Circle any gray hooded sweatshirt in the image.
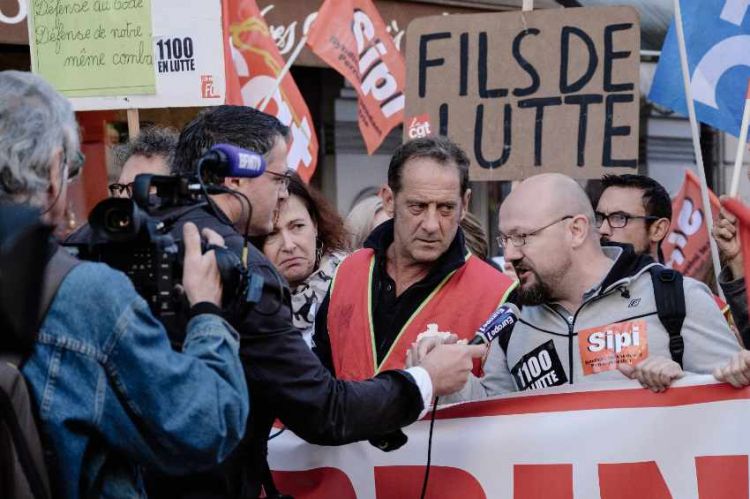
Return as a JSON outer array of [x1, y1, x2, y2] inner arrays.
[[449, 246, 741, 401]]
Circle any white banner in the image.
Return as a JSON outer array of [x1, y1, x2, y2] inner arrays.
[[68, 0, 226, 110], [269, 377, 750, 498]]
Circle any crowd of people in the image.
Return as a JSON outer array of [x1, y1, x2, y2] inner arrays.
[[2, 69, 750, 498]]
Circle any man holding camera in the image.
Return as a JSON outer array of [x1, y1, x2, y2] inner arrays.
[[169, 105, 483, 497], [0, 71, 249, 498]]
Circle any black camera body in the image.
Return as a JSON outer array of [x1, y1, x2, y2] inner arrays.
[[65, 174, 246, 345]]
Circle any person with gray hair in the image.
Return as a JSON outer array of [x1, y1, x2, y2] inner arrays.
[[345, 193, 390, 249], [0, 71, 249, 498], [109, 125, 178, 198]]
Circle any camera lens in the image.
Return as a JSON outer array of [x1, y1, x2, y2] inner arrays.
[[104, 209, 132, 232], [89, 198, 144, 242]]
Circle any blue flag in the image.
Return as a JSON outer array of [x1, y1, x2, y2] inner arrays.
[[649, 0, 750, 138]]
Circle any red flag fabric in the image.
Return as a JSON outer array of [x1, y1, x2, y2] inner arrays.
[[306, 0, 405, 154], [721, 197, 750, 314], [662, 169, 721, 282], [223, 0, 319, 182], [222, 0, 243, 107]]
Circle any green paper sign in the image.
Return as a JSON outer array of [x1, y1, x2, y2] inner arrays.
[[28, 0, 156, 97]]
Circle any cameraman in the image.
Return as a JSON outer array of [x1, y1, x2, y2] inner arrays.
[[0, 72, 249, 498], [168, 105, 483, 497]]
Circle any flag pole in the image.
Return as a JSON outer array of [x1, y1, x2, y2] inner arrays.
[[673, 0, 725, 298], [729, 80, 750, 198], [127, 108, 140, 137], [258, 34, 309, 112]]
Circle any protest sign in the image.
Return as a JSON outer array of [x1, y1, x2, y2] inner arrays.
[[269, 377, 750, 498], [28, 0, 227, 110], [28, 0, 156, 97], [662, 169, 721, 282], [404, 6, 641, 181]]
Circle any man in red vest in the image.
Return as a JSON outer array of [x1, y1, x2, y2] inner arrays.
[[314, 136, 516, 380]]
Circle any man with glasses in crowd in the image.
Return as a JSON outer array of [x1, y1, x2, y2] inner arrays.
[[595, 174, 672, 263], [413, 173, 741, 399], [65, 126, 178, 246], [108, 125, 178, 198]]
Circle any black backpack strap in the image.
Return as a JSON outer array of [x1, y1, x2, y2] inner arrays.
[[2, 247, 79, 370], [648, 266, 686, 368]]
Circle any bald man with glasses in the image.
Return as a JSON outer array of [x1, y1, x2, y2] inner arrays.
[[413, 173, 741, 399]]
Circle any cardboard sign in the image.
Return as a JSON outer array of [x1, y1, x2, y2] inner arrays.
[[33, 0, 227, 110], [404, 6, 641, 180], [578, 320, 648, 375], [28, 0, 156, 97]]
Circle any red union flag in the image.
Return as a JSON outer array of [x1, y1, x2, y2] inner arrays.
[[223, 0, 319, 181], [662, 169, 721, 282], [306, 0, 406, 154]]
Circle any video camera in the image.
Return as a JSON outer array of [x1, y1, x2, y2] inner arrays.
[[65, 144, 266, 344]]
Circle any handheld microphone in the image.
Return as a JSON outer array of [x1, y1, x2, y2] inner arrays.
[[469, 303, 521, 345], [198, 143, 266, 178]]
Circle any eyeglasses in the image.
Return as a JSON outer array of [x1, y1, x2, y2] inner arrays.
[[264, 170, 292, 189], [594, 211, 658, 229], [108, 182, 134, 198], [497, 215, 573, 249]]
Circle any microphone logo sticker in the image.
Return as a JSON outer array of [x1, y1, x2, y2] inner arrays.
[[238, 153, 263, 172]]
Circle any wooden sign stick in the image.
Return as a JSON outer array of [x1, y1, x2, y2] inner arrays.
[[127, 108, 141, 138]]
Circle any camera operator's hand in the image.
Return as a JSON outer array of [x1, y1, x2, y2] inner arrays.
[[182, 222, 225, 307]]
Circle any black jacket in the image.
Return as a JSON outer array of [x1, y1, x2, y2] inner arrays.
[[158, 205, 425, 498]]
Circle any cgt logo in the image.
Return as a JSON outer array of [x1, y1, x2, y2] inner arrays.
[[407, 114, 433, 139]]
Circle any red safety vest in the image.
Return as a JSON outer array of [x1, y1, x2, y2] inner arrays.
[[327, 248, 517, 380]]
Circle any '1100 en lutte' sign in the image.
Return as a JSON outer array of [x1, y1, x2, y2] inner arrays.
[[404, 6, 640, 181]]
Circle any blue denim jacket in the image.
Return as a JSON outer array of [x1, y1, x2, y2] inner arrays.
[[22, 262, 249, 498]]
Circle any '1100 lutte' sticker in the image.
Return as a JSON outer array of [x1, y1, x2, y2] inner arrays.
[[510, 340, 567, 391]]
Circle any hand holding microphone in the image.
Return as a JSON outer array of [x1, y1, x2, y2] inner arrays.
[[468, 303, 521, 345], [406, 304, 521, 396], [406, 303, 521, 367]]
